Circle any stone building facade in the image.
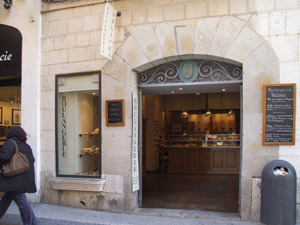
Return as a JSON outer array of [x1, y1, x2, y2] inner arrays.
[[1, 0, 300, 222]]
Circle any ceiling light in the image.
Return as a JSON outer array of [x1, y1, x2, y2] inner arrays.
[[181, 110, 189, 117], [179, 87, 183, 91], [204, 110, 212, 117], [222, 88, 226, 92], [92, 92, 96, 95], [196, 93, 200, 95], [227, 110, 235, 117], [171, 91, 175, 94]]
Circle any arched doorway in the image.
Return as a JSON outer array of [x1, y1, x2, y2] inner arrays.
[[139, 57, 242, 212], [102, 16, 279, 219]]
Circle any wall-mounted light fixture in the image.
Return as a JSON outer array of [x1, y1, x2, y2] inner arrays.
[[3, 0, 12, 9]]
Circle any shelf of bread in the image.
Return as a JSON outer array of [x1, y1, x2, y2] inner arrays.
[[75, 166, 99, 176], [79, 127, 100, 137], [79, 147, 100, 157]]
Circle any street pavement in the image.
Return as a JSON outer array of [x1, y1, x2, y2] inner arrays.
[[0, 201, 275, 225]]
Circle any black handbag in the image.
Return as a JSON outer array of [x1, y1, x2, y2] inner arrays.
[[2, 140, 29, 177]]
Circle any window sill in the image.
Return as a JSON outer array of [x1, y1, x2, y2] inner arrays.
[[50, 178, 106, 192]]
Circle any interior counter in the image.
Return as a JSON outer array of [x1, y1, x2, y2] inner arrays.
[[167, 147, 240, 175]]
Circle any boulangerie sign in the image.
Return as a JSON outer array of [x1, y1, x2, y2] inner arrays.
[[0, 24, 22, 78], [131, 92, 139, 192], [61, 96, 67, 157], [101, 2, 117, 60]]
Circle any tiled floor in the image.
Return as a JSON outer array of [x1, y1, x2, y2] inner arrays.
[[142, 173, 239, 213]]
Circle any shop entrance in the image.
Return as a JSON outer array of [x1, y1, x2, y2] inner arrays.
[[139, 59, 242, 213], [0, 24, 22, 150]]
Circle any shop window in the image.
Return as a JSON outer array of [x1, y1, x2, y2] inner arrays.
[[55, 72, 101, 177]]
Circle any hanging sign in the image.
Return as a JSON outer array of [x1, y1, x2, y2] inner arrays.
[[132, 92, 139, 192], [263, 84, 296, 145], [101, 2, 117, 60], [0, 24, 22, 79]]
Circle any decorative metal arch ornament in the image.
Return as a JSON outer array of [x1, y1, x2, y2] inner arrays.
[[138, 59, 242, 86]]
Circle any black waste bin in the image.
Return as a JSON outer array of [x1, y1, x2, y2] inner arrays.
[[260, 160, 297, 225]]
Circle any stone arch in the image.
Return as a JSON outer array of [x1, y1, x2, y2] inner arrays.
[[102, 16, 280, 220]]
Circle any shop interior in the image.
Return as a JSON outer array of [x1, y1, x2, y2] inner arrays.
[[0, 85, 21, 150], [142, 90, 241, 213]]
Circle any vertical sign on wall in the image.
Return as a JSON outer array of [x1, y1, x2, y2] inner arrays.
[[61, 95, 67, 157], [101, 2, 117, 60], [132, 92, 139, 192]]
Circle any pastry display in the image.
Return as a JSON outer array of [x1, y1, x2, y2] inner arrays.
[[91, 127, 99, 134], [78, 130, 100, 175], [82, 147, 92, 153]]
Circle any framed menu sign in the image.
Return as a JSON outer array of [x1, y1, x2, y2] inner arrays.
[[106, 99, 125, 126], [263, 84, 296, 145]]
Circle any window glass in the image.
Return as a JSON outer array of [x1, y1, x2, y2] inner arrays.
[[56, 73, 100, 177]]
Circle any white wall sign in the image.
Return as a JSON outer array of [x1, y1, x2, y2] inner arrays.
[[132, 92, 139, 192], [101, 2, 117, 60]]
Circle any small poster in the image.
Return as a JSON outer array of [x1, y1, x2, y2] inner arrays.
[[12, 109, 21, 125]]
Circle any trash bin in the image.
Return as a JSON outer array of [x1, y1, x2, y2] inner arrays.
[[260, 160, 297, 225]]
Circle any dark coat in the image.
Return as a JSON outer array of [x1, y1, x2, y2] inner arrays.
[[0, 137, 37, 193]]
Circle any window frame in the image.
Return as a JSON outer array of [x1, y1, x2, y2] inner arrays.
[[55, 71, 102, 178]]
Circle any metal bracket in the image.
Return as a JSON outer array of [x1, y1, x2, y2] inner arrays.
[[104, 0, 121, 17], [3, 0, 12, 9]]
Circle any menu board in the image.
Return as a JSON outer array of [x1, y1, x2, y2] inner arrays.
[[263, 84, 296, 145], [106, 99, 125, 126]]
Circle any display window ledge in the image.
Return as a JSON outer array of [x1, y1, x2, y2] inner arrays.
[[50, 178, 106, 192]]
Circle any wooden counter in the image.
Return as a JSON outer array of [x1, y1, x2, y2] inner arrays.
[[167, 147, 240, 175]]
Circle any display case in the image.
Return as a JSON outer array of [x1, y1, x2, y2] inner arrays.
[[56, 72, 101, 177], [165, 133, 240, 149], [79, 129, 100, 157], [165, 133, 240, 175], [154, 129, 168, 172], [77, 128, 100, 176]]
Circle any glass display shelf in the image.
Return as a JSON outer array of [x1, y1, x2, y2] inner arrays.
[[79, 132, 100, 157]]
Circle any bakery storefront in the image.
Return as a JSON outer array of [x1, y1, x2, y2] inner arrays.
[[140, 59, 242, 212], [0, 24, 22, 150], [40, 0, 299, 222]]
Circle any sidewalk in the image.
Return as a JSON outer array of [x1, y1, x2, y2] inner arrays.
[[1, 202, 264, 225]]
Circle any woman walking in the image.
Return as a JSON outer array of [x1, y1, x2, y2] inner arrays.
[[0, 126, 37, 225]]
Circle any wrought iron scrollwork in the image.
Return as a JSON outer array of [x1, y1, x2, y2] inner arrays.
[[138, 62, 181, 84], [138, 59, 242, 85]]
